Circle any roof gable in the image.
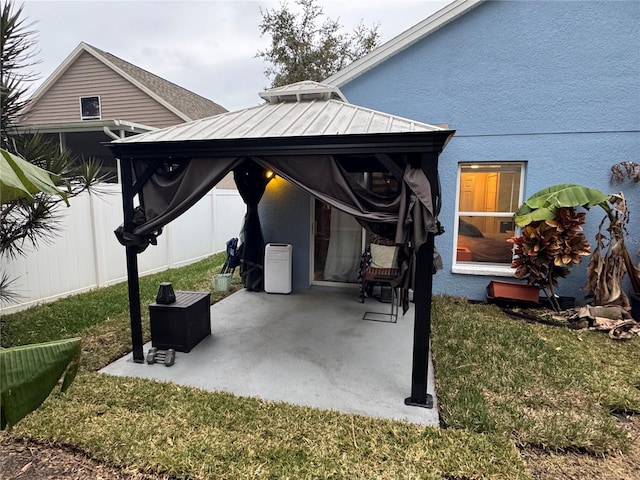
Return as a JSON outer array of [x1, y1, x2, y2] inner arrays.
[[325, 0, 485, 87], [24, 42, 226, 122]]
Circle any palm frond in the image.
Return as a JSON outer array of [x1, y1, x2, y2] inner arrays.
[[1, 0, 40, 138], [0, 271, 22, 305], [0, 197, 61, 259]]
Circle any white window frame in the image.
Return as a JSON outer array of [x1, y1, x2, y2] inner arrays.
[[80, 96, 101, 120], [452, 161, 526, 276]]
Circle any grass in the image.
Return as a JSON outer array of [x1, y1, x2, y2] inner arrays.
[[431, 297, 640, 453], [14, 374, 524, 479], [1, 253, 639, 479], [1, 252, 242, 371]]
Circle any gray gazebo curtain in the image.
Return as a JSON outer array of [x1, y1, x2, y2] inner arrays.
[[118, 154, 439, 292], [133, 157, 243, 235], [233, 160, 270, 291], [260, 156, 440, 244], [259, 156, 401, 220]]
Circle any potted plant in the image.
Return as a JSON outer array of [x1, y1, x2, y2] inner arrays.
[[509, 184, 609, 311]]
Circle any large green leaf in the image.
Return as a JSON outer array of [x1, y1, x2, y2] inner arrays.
[[0, 148, 69, 205], [0, 338, 81, 429], [514, 184, 609, 226]]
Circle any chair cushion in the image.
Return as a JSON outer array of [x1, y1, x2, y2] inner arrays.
[[370, 244, 397, 269]]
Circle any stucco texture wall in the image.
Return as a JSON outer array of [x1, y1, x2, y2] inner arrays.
[[340, 0, 640, 302], [260, 177, 311, 290]]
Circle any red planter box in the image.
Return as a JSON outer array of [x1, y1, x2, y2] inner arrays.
[[487, 281, 539, 303]]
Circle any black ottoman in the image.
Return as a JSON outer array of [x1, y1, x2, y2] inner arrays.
[[149, 291, 211, 353]]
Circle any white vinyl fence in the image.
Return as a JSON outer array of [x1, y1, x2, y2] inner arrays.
[[1, 184, 245, 314]]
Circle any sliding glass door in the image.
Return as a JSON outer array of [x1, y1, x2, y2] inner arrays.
[[312, 199, 365, 284]]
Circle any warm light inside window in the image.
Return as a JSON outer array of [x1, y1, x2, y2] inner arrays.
[[455, 162, 524, 265]]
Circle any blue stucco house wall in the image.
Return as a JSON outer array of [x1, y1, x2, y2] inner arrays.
[[262, 0, 640, 302], [261, 177, 311, 290]]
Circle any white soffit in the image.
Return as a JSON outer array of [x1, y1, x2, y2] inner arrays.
[[13, 119, 156, 134], [113, 81, 444, 144]]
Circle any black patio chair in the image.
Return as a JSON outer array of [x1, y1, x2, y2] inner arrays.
[[358, 236, 401, 323], [221, 237, 240, 275]]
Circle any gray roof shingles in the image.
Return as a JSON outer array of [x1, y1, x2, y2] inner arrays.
[[89, 44, 227, 120]]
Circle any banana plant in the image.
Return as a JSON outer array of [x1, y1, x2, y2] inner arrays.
[[514, 183, 609, 227], [0, 148, 69, 205], [512, 183, 639, 310], [1, 338, 81, 429]]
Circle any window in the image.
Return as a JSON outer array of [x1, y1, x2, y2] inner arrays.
[[80, 96, 101, 120], [453, 162, 525, 274]]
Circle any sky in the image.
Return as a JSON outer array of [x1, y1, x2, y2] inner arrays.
[[20, 0, 451, 111]]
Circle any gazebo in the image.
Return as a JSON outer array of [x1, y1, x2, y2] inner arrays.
[[107, 81, 455, 408]]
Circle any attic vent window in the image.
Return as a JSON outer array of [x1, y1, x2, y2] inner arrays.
[[80, 96, 101, 120]]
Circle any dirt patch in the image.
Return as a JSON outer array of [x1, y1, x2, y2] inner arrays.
[[2, 418, 639, 480], [0, 436, 170, 480], [522, 415, 640, 480], [497, 302, 639, 335]]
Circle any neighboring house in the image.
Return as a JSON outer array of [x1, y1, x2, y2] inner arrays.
[[264, 0, 640, 302], [16, 42, 229, 183], [0, 42, 243, 314]]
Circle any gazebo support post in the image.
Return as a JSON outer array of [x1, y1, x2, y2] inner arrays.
[[404, 237, 435, 408], [125, 246, 144, 363], [405, 152, 439, 408], [120, 157, 145, 363]]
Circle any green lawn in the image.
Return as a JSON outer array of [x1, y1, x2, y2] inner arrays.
[[1, 253, 638, 479]]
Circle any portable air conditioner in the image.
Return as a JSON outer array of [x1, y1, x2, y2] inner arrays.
[[264, 243, 292, 294]]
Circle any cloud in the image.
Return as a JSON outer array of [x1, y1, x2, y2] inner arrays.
[[21, 0, 451, 110]]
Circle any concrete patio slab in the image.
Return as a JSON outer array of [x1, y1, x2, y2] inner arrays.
[[101, 287, 438, 425]]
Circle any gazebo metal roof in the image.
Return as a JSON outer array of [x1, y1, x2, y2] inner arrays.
[[112, 81, 445, 145]]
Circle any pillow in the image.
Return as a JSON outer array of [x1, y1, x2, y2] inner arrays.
[[459, 219, 484, 238], [370, 244, 397, 269]]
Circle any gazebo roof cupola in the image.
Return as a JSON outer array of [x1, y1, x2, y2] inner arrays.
[[258, 81, 348, 104]]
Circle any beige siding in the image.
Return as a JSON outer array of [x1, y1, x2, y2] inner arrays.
[[217, 172, 236, 189], [26, 52, 185, 128]]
